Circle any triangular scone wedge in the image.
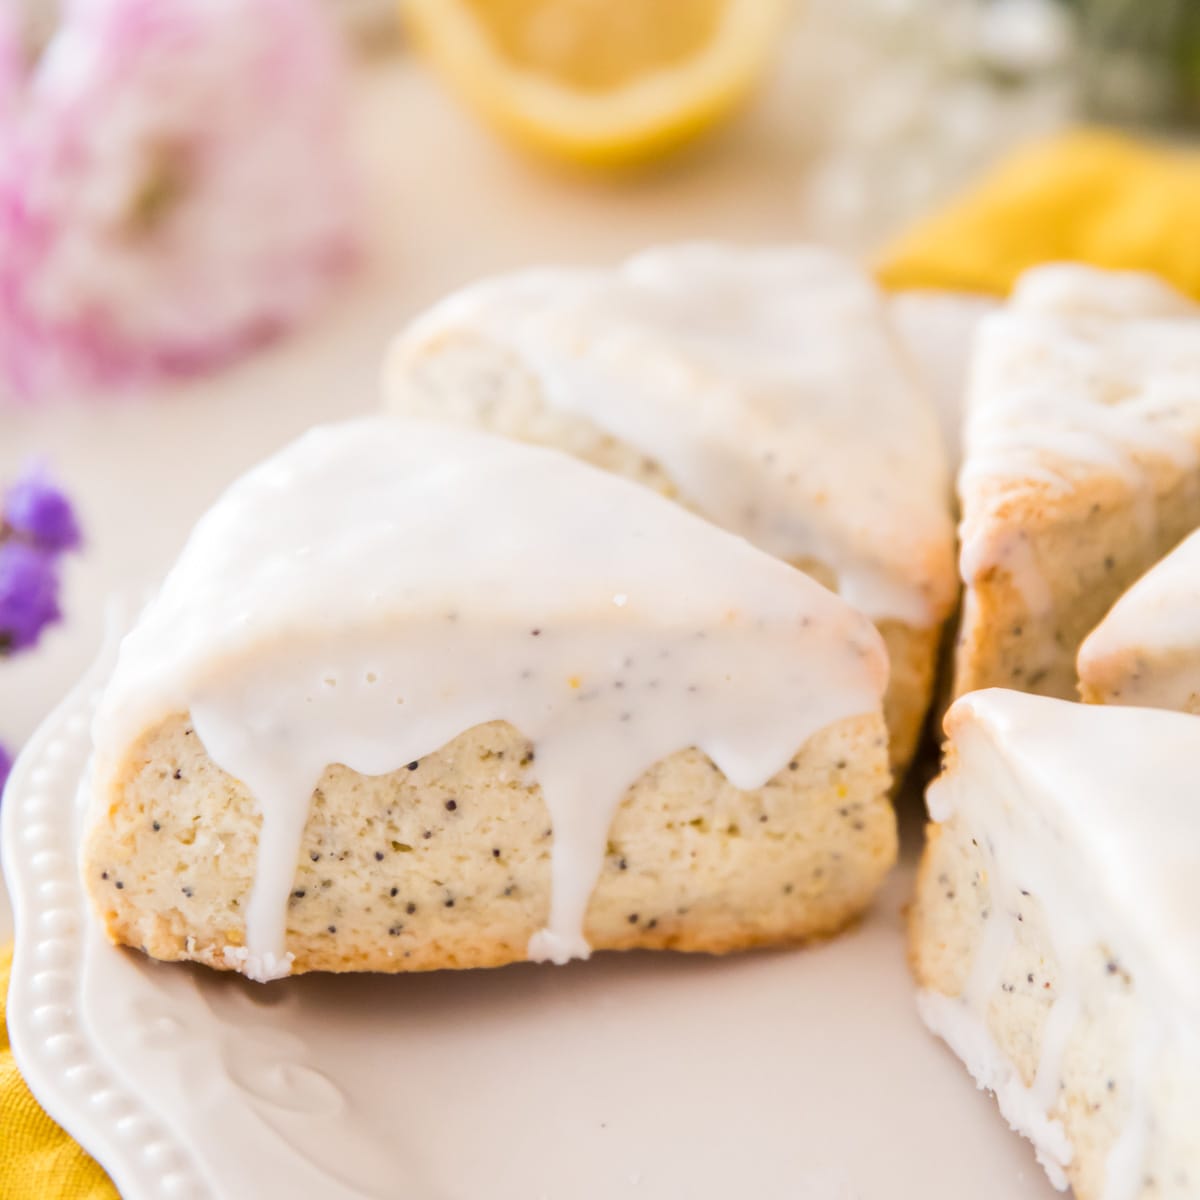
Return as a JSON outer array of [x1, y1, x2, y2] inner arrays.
[[911, 690, 1200, 1200], [384, 243, 957, 783], [85, 418, 894, 982], [1078, 526, 1200, 712], [953, 264, 1200, 701]]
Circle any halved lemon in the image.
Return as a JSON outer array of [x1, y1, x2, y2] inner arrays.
[[401, 0, 789, 167]]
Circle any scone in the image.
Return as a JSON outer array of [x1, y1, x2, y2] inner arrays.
[[910, 689, 1200, 1200], [953, 263, 1200, 701], [85, 418, 896, 982], [1078, 526, 1200, 713], [383, 243, 958, 782]]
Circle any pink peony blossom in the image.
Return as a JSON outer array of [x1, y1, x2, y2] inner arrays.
[[0, 0, 358, 399]]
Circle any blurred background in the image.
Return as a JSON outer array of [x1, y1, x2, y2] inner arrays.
[[0, 0, 1195, 409], [346, 0, 1195, 235], [0, 0, 1197, 869]]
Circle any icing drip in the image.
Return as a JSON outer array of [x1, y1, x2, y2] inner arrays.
[[1103, 1013, 1164, 1200], [1031, 987, 1080, 1113], [958, 264, 1200, 602], [1078, 526, 1200, 711], [1012, 265, 1199, 322], [91, 418, 886, 980], [924, 690, 1200, 1200], [957, 530, 1053, 619], [390, 243, 956, 629], [917, 992, 1072, 1190]]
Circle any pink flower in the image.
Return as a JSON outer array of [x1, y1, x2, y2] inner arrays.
[[0, 0, 358, 400]]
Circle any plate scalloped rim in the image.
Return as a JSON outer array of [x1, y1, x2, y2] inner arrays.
[[3, 608, 214, 1200]]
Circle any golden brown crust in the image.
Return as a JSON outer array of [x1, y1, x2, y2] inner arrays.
[[1078, 645, 1200, 713], [954, 450, 1200, 701], [877, 620, 941, 783], [105, 905, 870, 976], [905, 821, 943, 985]]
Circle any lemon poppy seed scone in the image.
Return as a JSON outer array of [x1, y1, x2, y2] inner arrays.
[[84, 418, 896, 982], [1078, 527, 1200, 713], [383, 243, 958, 781], [953, 264, 1200, 701], [910, 690, 1200, 1200]]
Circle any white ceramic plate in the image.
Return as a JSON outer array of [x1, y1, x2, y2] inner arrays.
[[4, 613, 1061, 1200]]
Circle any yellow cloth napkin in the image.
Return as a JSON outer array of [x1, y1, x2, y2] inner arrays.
[[2, 127, 1199, 1200], [877, 129, 1200, 300], [1, 945, 118, 1198]]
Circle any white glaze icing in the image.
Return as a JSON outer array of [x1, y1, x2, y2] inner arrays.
[[1012, 264, 1199, 322], [923, 688, 1200, 1199], [1078, 526, 1200, 710], [958, 264, 1200, 603], [387, 243, 956, 628], [1102, 1011, 1164, 1200], [917, 992, 1071, 1190], [90, 418, 887, 980]]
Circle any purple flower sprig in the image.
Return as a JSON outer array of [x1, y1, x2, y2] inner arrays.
[[4, 463, 82, 553], [0, 463, 80, 655], [0, 462, 80, 797], [0, 540, 62, 653]]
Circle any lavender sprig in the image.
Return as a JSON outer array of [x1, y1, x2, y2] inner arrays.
[[0, 462, 80, 654], [4, 463, 82, 552], [0, 540, 61, 653], [0, 462, 80, 797]]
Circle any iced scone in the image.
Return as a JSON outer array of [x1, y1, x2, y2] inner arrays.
[[911, 689, 1200, 1199], [384, 243, 957, 782], [84, 418, 896, 981], [1078, 526, 1200, 713], [953, 264, 1200, 701]]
